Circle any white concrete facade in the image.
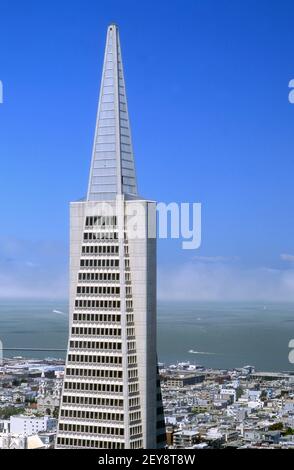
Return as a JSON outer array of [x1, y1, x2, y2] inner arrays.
[[10, 415, 50, 436]]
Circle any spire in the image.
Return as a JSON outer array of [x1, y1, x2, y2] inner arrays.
[[87, 24, 138, 201]]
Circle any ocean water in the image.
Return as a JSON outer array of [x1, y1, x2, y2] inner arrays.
[[0, 300, 294, 372]]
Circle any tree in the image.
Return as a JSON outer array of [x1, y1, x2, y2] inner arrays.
[[260, 390, 267, 401], [284, 427, 294, 436], [236, 387, 244, 400], [0, 407, 25, 420], [268, 422, 283, 431]]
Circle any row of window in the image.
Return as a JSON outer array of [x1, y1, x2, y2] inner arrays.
[[62, 395, 123, 408], [73, 313, 121, 323], [130, 440, 143, 449], [126, 300, 133, 310], [70, 341, 122, 351], [129, 397, 140, 407], [68, 354, 122, 365], [64, 381, 123, 394], [78, 272, 120, 282], [127, 314, 134, 324], [71, 327, 121, 337], [77, 286, 120, 295], [129, 411, 141, 422], [82, 245, 119, 255], [75, 299, 120, 309], [127, 341, 136, 351], [85, 216, 117, 227], [57, 438, 124, 449], [129, 383, 139, 393], [80, 259, 119, 268], [59, 423, 124, 436], [84, 232, 118, 241], [130, 425, 142, 437], [128, 356, 137, 365], [61, 409, 123, 422], [128, 369, 138, 379], [72, 313, 134, 326], [66, 368, 123, 379]]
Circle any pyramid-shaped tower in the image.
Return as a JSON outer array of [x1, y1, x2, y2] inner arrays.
[[56, 24, 166, 450]]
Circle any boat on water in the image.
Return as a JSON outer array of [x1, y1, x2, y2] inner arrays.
[[188, 349, 216, 355], [53, 309, 65, 315]]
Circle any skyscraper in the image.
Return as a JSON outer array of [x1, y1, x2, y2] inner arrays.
[[56, 24, 166, 450]]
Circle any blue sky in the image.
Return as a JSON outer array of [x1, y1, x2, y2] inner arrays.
[[0, 0, 294, 300]]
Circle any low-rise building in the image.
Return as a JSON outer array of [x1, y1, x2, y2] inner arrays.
[[165, 373, 205, 388], [10, 415, 56, 436], [173, 430, 199, 448]]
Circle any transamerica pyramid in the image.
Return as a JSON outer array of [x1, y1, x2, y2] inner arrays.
[[56, 24, 166, 449]]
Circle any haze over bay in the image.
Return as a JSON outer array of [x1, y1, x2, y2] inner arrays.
[[1, 300, 293, 372]]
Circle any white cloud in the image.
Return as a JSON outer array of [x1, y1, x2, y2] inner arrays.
[[25, 261, 39, 268], [1, 238, 294, 303], [280, 253, 294, 262], [158, 261, 294, 302], [193, 255, 239, 263]]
